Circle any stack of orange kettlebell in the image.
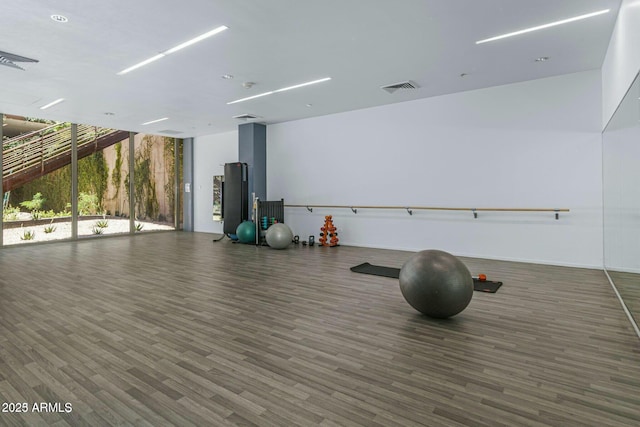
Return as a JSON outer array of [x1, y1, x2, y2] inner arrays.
[[319, 215, 339, 247]]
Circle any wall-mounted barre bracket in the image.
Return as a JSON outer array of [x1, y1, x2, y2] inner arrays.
[[472, 209, 478, 219], [554, 209, 559, 220], [350, 207, 358, 214], [306, 206, 313, 213], [406, 207, 413, 216]]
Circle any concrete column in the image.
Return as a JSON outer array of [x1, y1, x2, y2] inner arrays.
[[182, 137, 194, 231], [238, 123, 266, 215]]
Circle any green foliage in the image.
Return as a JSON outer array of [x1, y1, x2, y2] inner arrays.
[[91, 227, 103, 235], [8, 132, 178, 225], [135, 223, 144, 232], [20, 229, 35, 240], [20, 192, 45, 211], [25, 117, 58, 124], [78, 152, 109, 211], [39, 210, 56, 218], [30, 211, 42, 220], [12, 150, 108, 215], [12, 165, 72, 213], [2, 205, 20, 221], [38, 209, 70, 219], [77, 192, 99, 216], [95, 219, 109, 228], [38, 121, 70, 136], [163, 137, 178, 224], [125, 136, 159, 220], [44, 223, 57, 233], [111, 142, 123, 199]]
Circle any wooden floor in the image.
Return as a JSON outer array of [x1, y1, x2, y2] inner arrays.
[[0, 232, 639, 426], [607, 270, 640, 327]]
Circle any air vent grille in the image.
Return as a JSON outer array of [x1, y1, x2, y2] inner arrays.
[[233, 114, 261, 120], [381, 80, 419, 94], [0, 50, 38, 71], [158, 129, 183, 135]]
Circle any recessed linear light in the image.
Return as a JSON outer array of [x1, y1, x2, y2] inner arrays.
[[40, 98, 65, 110], [274, 78, 331, 93], [117, 25, 228, 75], [118, 54, 165, 75], [227, 77, 331, 105], [476, 9, 610, 44], [228, 91, 274, 104], [141, 117, 169, 125], [165, 26, 228, 54]]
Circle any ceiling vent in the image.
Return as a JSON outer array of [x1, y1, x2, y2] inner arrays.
[[158, 129, 183, 135], [233, 113, 261, 120], [0, 50, 38, 71], [381, 80, 419, 94]]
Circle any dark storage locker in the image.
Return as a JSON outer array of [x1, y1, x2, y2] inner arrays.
[[222, 162, 248, 234]]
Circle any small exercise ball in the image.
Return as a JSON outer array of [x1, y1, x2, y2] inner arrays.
[[265, 223, 293, 249], [399, 249, 473, 318], [236, 221, 256, 244]]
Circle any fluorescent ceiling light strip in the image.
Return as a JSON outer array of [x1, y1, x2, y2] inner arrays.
[[117, 25, 227, 75], [141, 117, 169, 125], [227, 77, 331, 104], [227, 91, 274, 105], [476, 9, 610, 44], [165, 25, 228, 54], [273, 77, 332, 93], [118, 54, 165, 75], [40, 98, 65, 110]]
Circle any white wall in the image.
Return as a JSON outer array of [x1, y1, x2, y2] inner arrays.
[[267, 71, 603, 268], [193, 130, 238, 233], [602, 0, 640, 127]]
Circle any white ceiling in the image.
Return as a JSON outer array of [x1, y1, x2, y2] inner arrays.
[[0, 0, 622, 138]]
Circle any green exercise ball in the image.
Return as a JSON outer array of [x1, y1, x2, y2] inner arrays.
[[236, 221, 256, 244]]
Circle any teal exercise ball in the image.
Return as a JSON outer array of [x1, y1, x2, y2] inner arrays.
[[236, 221, 256, 244]]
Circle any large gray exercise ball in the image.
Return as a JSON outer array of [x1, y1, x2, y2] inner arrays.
[[265, 223, 293, 249], [399, 250, 473, 318]]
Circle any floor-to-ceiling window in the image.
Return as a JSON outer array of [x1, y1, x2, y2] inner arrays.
[[2, 114, 182, 246], [130, 133, 176, 233], [2, 117, 72, 245]]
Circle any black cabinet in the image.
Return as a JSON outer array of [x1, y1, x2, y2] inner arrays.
[[222, 162, 248, 234]]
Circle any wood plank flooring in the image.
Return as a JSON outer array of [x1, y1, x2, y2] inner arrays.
[[0, 232, 639, 426], [607, 270, 640, 327]]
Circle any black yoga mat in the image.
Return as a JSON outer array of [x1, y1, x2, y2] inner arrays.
[[350, 262, 502, 293]]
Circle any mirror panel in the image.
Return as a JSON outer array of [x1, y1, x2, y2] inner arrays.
[[603, 72, 640, 326]]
